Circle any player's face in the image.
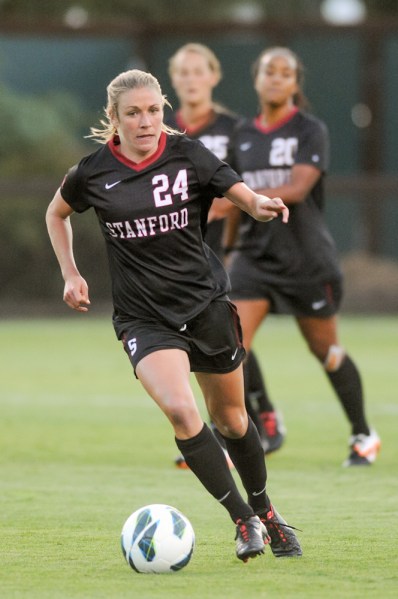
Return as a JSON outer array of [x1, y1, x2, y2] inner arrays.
[[111, 87, 164, 162], [170, 51, 219, 106], [255, 53, 298, 108]]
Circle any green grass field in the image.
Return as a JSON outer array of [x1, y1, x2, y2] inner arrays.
[[1, 315, 397, 598]]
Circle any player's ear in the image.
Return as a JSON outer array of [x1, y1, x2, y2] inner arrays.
[[292, 81, 299, 97], [108, 107, 118, 129], [210, 71, 221, 89]]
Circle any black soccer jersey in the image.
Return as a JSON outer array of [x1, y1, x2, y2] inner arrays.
[[228, 109, 341, 285], [165, 108, 241, 160], [60, 132, 242, 329], [166, 108, 241, 256]]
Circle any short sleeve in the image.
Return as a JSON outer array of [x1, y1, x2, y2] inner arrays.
[[60, 163, 91, 213], [295, 118, 330, 172], [191, 141, 242, 196], [208, 162, 242, 196]]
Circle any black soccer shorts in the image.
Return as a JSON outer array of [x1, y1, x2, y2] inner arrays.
[[229, 257, 342, 317], [118, 299, 246, 375]]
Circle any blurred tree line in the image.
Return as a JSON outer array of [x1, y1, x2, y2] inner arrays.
[[0, 86, 89, 176], [0, 0, 397, 24], [0, 87, 101, 311]]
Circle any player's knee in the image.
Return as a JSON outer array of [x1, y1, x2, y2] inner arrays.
[[211, 411, 247, 439], [323, 344, 346, 372], [162, 395, 198, 428]]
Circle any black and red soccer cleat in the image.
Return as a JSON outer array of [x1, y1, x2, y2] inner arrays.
[[235, 515, 270, 562], [259, 411, 286, 455], [260, 504, 302, 557]]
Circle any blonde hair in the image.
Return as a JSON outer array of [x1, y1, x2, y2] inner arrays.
[[88, 69, 180, 144], [168, 43, 222, 83]]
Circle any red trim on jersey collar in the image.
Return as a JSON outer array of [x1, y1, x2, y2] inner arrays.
[[254, 107, 299, 133], [176, 109, 216, 135], [108, 131, 167, 171]]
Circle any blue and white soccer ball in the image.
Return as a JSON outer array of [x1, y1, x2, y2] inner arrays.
[[121, 504, 195, 574]]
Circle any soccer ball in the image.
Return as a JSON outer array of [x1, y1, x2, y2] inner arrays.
[[121, 504, 195, 574]]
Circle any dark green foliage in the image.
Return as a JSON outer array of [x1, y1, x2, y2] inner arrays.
[[0, 84, 109, 307], [0, 196, 111, 306], [0, 85, 89, 176]]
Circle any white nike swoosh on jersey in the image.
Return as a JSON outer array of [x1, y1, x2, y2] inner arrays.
[[231, 348, 239, 360], [179, 324, 187, 332], [105, 180, 121, 189], [311, 299, 328, 310], [239, 142, 252, 151]]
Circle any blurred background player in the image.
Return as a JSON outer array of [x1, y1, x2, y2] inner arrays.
[[166, 43, 285, 468], [225, 46, 380, 467]]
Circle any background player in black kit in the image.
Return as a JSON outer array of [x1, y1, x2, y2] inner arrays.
[[45, 68, 302, 561], [225, 47, 381, 467], [167, 43, 285, 464]]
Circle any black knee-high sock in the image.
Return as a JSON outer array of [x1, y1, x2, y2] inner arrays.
[[243, 362, 268, 444], [209, 421, 227, 449], [245, 351, 275, 412], [175, 424, 253, 522], [222, 418, 270, 515], [325, 355, 370, 436]]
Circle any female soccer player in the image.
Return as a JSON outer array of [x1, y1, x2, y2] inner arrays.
[[167, 43, 285, 460], [226, 47, 381, 467], [45, 68, 302, 561]]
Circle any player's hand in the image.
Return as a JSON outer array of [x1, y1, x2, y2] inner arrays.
[[254, 195, 289, 223], [63, 275, 90, 312]]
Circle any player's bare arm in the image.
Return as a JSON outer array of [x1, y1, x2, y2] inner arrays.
[[224, 181, 289, 223], [253, 163, 321, 205], [209, 164, 316, 222], [46, 189, 90, 312]]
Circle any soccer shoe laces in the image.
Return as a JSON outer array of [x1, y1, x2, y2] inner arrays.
[[235, 518, 260, 542], [235, 517, 270, 540], [260, 505, 303, 557], [235, 519, 249, 542], [266, 519, 302, 534], [263, 507, 302, 532]]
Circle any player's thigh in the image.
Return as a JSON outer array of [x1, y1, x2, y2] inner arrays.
[[137, 349, 201, 422], [233, 299, 271, 350]]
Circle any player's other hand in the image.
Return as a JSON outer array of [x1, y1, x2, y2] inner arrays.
[[255, 195, 289, 223], [63, 275, 90, 312]]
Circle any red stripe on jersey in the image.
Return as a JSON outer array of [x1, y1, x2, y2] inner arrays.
[[108, 131, 167, 171], [254, 107, 299, 134], [175, 109, 216, 136]]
